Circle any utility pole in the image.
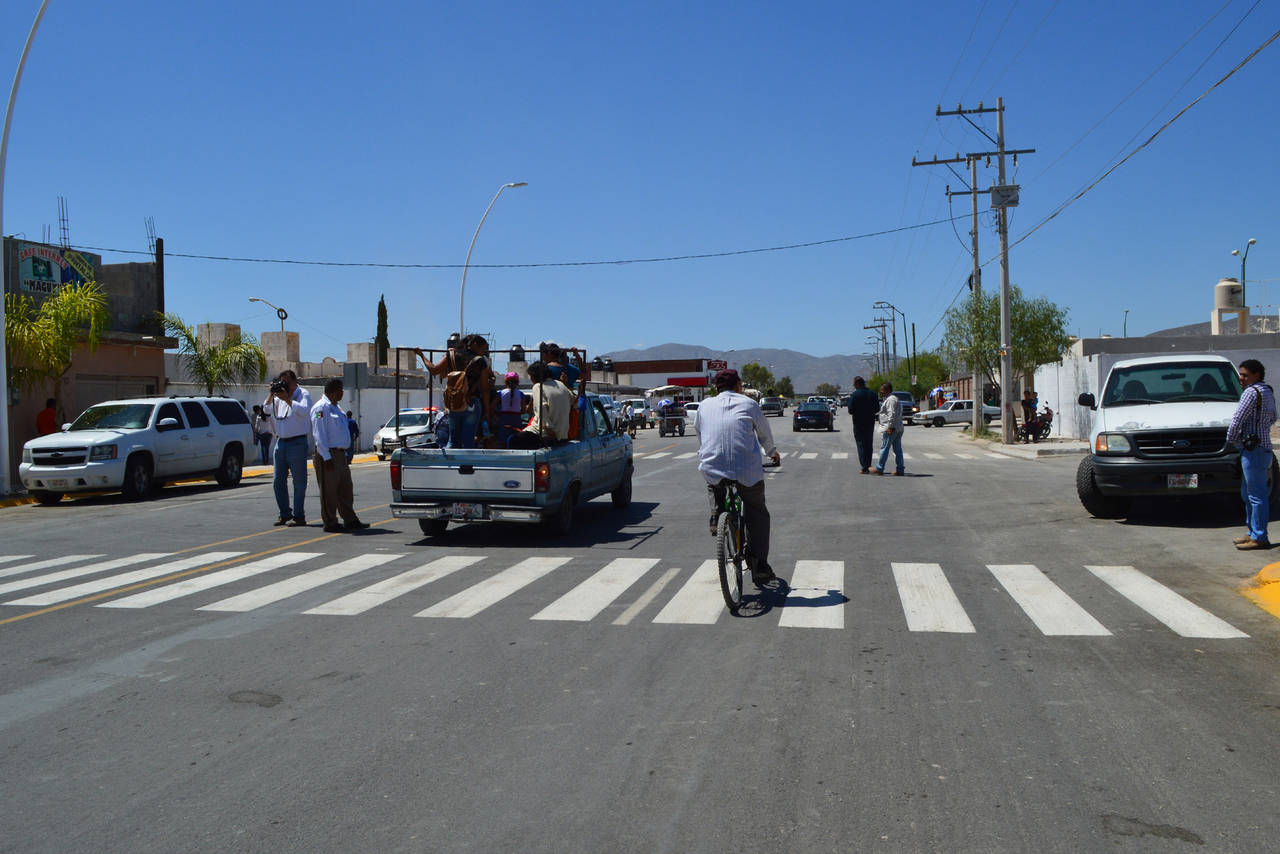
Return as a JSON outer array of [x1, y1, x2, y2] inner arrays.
[[864, 323, 888, 375], [912, 97, 1034, 442]]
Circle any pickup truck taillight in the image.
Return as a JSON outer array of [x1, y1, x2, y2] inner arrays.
[[534, 462, 550, 493], [390, 459, 401, 491]]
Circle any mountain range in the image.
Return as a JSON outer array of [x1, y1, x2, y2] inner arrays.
[[600, 343, 881, 395]]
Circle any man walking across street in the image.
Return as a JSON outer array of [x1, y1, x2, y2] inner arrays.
[[312, 379, 369, 533], [1229, 358, 1276, 550], [875, 381, 905, 476], [695, 369, 781, 587], [847, 376, 879, 473], [263, 369, 312, 527]]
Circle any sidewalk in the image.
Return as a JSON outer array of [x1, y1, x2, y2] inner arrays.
[[0, 452, 383, 509], [951, 427, 1088, 460]]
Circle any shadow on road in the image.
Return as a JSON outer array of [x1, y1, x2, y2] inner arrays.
[[1118, 494, 1273, 529], [400, 500, 661, 551]]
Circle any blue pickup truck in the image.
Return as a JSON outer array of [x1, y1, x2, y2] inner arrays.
[[389, 397, 633, 536]]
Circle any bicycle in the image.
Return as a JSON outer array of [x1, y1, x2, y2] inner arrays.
[[714, 480, 753, 613]]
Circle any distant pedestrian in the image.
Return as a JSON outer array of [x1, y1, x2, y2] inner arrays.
[[36, 398, 58, 435], [310, 379, 368, 533], [1230, 359, 1276, 550], [874, 381, 905, 476], [251, 404, 273, 465], [263, 369, 312, 527], [847, 376, 879, 474], [497, 372, 528, 446], [345, 410, 360, 463]]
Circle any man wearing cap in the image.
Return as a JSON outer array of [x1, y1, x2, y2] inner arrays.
[[695, 369, 782, 586]]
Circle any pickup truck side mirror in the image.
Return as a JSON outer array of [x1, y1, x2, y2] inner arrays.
[[1077, 392, 1096, 409], [61, 422, 71, 432], [157, 417, 181, 431]]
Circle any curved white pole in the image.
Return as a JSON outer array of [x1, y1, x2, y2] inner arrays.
[[0, 0, 52, 495], [458, 181, 525, 336]]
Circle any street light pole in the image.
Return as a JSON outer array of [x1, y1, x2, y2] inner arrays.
[[1123, 309, 1129, 338], [0, 0, 52, 496], [458, 181, 526, 336], [248, 296, 288, 332], [1232, 238, 1257, 311]]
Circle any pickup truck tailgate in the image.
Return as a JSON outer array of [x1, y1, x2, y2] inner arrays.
[[402, 463, 534, 494]]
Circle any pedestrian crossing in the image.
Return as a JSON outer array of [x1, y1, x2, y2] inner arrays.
[[634, 449, 1011, 463], [0, 551, 1253, 639]]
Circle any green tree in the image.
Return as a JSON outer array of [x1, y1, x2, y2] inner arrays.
[[375, 294, 389, 367], [740, 362, 775, 393], [869, 351, 950, 401], [940, 284, 1071, 389], [814, 382, 841, 398], [4, 281, 110, 420], [775, 376, 795, 398], [160, 313, 268, 396]]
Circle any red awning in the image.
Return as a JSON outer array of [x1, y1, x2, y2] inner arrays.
[[666, 376, 707, 387]]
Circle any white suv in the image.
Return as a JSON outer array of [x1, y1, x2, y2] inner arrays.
[[20, 396, 254, 504]]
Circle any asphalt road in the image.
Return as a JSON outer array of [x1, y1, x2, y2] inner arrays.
[[1, 419, 1278, 853]]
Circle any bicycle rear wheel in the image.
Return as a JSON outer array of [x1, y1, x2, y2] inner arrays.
[[716, 511, 744, 613]]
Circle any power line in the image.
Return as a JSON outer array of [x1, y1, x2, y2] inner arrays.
[[70, 215, 966, 270]]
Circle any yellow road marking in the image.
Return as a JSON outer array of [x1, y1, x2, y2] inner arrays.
[[1241, 561, 1280, 620], [0, 509, 397, 626]]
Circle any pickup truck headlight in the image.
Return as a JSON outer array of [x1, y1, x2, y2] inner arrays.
[[89, 444, 118, 461], [22, 447, 32, 464], [1095, 433, 1131, 454]]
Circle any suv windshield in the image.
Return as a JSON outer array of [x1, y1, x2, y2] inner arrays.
[[69, 403, 155, 431], [1102, 362, 1242, 407]]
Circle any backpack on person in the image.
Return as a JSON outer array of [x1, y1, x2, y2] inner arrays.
[[443, 351, 473, 413]]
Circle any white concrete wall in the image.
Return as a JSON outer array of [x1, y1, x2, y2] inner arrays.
[[163, 382, 438, 451]]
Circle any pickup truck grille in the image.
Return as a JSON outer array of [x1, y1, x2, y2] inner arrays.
[[32, 446, 89, 466], [1133, 429, 1227, 456]]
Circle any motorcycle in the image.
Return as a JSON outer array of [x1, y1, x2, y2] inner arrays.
[[1015, 408, 1054, 443]]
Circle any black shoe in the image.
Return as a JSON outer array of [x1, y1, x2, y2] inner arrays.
[[273, 516, 292, 526], [344, 519, 370, 530], [752, 562, 778, 586], [287, 517, 308, 527], [323, 523, 345, 533]]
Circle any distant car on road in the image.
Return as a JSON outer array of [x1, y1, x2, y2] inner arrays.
[[683, 402, 699, 416], [374, 408, 441, 459], [890, 391, 920, 424], [760, 396, 784, 417], [793, 400, 834, 431], [918, 400, 999, 427]]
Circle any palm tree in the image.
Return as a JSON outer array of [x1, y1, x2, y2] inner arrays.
[[159, 313, 268, 395], [4, 281, 111, 420]]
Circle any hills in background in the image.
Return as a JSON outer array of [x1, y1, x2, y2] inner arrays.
[[600, 343, 881, 395]]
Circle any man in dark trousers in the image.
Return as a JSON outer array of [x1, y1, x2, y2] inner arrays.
[[847, 376, 880, 474]]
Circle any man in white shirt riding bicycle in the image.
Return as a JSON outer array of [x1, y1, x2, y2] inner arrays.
[[695, 369, 781, 586]]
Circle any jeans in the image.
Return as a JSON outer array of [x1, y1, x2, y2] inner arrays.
[[1241, 445, 1271, 542], [852, 419, 875, 470], [876, 429, 904, 474], [256, 434, 273, 465], [446, 400, 481, 449], [708, 479, 771, 568], [273, 435, 309, 519]]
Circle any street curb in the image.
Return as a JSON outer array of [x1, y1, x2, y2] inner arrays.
[[951, 429, 1088, 460], [1241, 561, 1280, 620]]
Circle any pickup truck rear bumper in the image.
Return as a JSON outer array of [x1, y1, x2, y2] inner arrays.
[[1091, 454, 1241, 496], [390, 501, 545, 523]]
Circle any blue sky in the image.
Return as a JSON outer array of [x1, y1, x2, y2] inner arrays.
[[3, 1, 1278, 363]]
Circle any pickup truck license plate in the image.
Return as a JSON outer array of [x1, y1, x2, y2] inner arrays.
[[1167, 474, 1198, 488], [450, 501, 486, 520], [46, 478, 69, 488]]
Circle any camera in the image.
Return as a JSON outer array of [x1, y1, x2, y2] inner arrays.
[[270, 379, 288, 395], [1243, 435, 1261, 451]]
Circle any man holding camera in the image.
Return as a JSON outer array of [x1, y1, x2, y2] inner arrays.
[[263, 369, 312, 526], [1229, 359, 1276, 550]]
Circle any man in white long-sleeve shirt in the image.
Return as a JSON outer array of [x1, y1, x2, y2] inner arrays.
[[695, 369, 781, 586], [311, 378, 368, 533], [263, 369, 312, 526]]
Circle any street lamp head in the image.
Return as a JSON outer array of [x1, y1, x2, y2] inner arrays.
[[1232, 249, 1241, 257], [507, 182, 528, 188], [1248, 238, 1257, 245]]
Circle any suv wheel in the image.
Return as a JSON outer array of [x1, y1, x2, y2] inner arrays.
[[121, 455, 153, 500], [1076, 457, 1128, 518], [215, 446, 243, 487], [31, 490, 62, 506]]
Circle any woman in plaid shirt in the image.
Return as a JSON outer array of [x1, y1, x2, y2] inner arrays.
[[1228, 359, 1277, 550]]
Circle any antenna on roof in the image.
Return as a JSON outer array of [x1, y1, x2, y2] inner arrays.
[[144, 216, 156, 254], [57, 196, 70, 248]]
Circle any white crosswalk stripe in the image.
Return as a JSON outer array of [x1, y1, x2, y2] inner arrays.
[[644, 452, 672, 460], [674, 452, 697, 460], [305, 555, 483, 616], [988, 564, 1110, 636], [532, 558, 659, 622], [953, 453, 976, 460], [984, 453, 1007, 460], [201, 554, 405, 613], [923, 452, 945, 460], [652, 561, 723, 625], [0, 555, 34, 567], [99, 552, 322, 609], [799, 452, 818, 460], [779, 560, 844, 629], [0, 554, 170, 598], [1084, 565, 1247, 638], [4, 552, 247, 607], [901, 453, 913, 461], [0, 555, 103, 581], [417, 557, 571, 619], [832, 452, 849, 460], [892, 563, 975, 633]]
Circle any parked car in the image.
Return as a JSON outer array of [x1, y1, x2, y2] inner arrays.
[[374, 408, 442, 460], [1075, 354, 1277, 518], [918, 400, 1000, 427], [19, 396, 253, 504], [793, 400, 834, 431], [683, 402, 699, 416], [620, 398, 655, 429], [760, 396, 784, 417], [891, 391, 920, 424]]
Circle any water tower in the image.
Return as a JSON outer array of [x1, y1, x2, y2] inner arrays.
[[1211, 278, 1249, 335]]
